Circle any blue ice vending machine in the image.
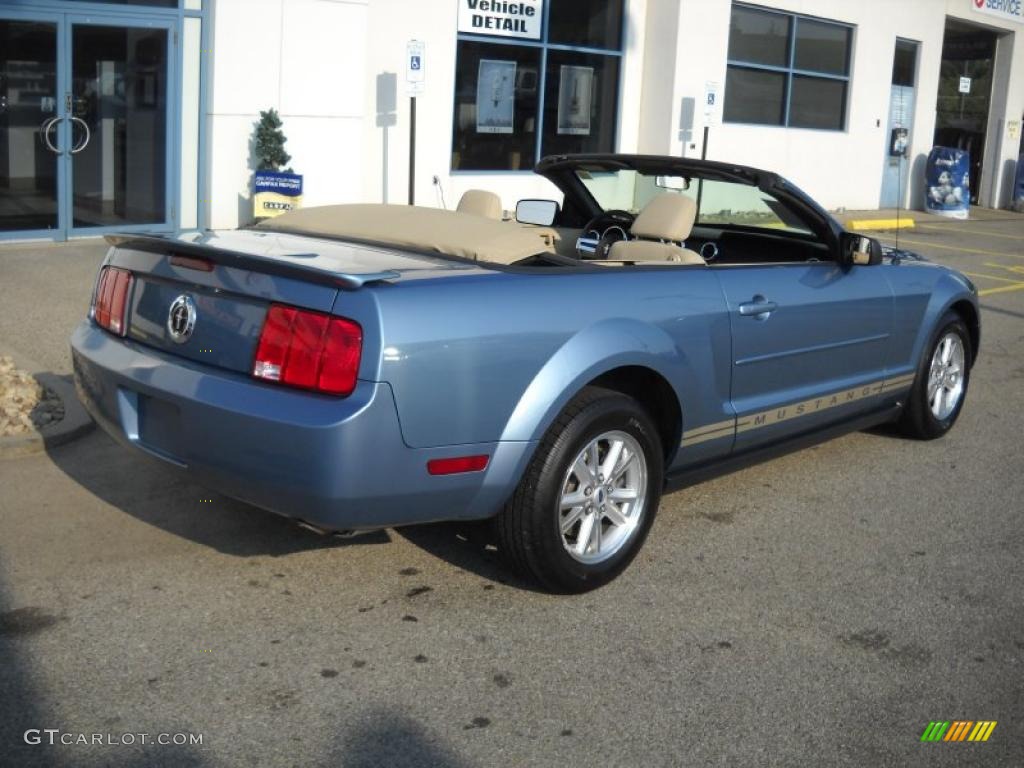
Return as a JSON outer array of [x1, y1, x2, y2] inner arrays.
[[925, 147, 970, 219]]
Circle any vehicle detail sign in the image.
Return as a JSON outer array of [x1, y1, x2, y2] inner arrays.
[[971, 0, 1024, 24], [458, 0, 543, 40]]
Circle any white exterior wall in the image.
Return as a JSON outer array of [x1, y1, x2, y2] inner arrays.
[[207, 0, 369, 229], [641, 0, 1024, 211], [202, 0, 1024, 227]]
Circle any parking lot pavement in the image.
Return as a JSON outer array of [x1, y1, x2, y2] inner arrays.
[[1, 220, 1022, 767]]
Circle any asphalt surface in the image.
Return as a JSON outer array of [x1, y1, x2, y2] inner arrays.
[[0, 219, 1022, 767]]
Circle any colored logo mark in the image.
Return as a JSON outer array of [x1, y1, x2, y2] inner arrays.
[[920, 721, 997, 742]]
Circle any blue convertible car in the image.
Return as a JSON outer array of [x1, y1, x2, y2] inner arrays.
[[71, 154, 979, 592]]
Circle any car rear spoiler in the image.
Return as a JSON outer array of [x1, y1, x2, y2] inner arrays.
[[104, 234, 400, 291]]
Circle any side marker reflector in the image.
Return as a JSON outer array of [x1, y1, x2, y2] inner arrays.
[[427, 455, 489, 475]]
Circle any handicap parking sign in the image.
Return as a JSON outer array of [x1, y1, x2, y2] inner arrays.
[[406, 40, 425, 94]]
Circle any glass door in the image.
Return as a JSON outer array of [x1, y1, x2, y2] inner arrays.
[[69, 21, 170, 231], [0, 12, 174, 239], [0, 18, 61, 234]]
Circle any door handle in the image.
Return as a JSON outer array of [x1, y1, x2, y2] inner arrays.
[[40, 116, 62, 154], [738, 297, 778, 317], [70, 117, 91, 154]]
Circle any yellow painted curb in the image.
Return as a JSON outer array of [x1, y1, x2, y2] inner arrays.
[[846, 218, 916, 231]]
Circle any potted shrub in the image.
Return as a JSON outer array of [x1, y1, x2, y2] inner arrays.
[[252, 108, 303, 220]]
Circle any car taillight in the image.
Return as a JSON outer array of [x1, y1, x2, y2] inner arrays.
[[92, 267, 133, 337], [253, 304, 362, 396]]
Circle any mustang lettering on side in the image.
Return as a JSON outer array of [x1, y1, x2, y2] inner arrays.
[[71, 154, 979, 592]]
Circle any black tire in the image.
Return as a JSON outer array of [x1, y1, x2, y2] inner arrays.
[[496, 386, 663, 593], [899, 311, 972, 440]]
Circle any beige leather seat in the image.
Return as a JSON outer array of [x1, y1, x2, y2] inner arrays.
[[456, 189, 503, 220], [608, 193, 705, 265]]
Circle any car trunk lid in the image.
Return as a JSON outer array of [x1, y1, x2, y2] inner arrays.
[[104, 230, 464, 376]]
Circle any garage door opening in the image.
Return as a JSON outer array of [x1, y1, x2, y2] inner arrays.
[[933, 19, 999, 205]]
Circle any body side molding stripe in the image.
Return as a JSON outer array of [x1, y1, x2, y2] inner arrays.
[[680, 373, 916, 447], [735, 332, 891, 367]]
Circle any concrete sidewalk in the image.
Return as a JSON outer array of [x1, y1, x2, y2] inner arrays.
[[836, 205, 1024, 231], [0, 238, 108, 377]]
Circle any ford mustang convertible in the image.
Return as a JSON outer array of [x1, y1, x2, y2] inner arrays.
[[71, 154, 979, 592]]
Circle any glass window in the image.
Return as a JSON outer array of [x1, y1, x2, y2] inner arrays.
[[452, 0, 624, 171], [789, 76, 846, 130], [727, 6, 790, 67], [452, 42, 540, 171], [892, 39, 917, 87], [64, 0, 178, 6], [724, 4, 852, 131], [723, 67, 786, 126], [574, 169, 811, 234], [541, 50, 619, 157], [793, 18, 850, 75], [690, 179, 811, 233], [548, 0, 624, 50]]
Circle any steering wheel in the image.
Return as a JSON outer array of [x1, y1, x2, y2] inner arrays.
[[576, 209, 636, 259]]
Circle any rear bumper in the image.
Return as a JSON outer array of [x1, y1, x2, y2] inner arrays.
[[71, 321, 534, 530]]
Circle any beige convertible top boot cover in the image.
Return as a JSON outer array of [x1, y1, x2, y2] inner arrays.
[[258, 204, 551, 265]]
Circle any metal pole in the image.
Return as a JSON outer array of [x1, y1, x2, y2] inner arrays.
[[408, 96, 416, 205], [696, 126, 709, 216]]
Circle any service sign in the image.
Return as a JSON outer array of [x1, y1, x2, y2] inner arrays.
[[458, 0, 543, 40], [970, 0, 1024, 24]]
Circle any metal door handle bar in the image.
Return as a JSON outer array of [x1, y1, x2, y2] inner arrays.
[[70, 117, 91, 154], [738, 300, 778, 316], [41, 116, 62, 154]]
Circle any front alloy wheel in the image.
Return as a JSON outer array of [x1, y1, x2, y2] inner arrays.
[[926, 332, 965, 421], [899, 310, 972, 439]]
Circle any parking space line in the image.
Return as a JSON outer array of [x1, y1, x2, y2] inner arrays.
[[962, 271, 1024, 284], [978, 282, 1024, 297], [916, 223, 1024, 241], [983, 262, 1024, 275], [876, 236, 1024, 259]]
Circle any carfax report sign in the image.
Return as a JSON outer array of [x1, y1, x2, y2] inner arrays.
[[458, 0, 543, 40]]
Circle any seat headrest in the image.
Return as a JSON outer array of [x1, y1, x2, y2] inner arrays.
[[608, 240, 706, 265], [456, 189, 503, 220], [630, 193, 697, 241]]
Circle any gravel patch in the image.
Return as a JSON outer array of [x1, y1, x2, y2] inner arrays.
[[0, 356, 65, 436]]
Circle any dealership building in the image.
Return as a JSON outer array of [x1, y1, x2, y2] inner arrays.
[[2, 0, 1023, 241]]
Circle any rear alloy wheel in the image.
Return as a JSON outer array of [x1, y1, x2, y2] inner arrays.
[[497, 387, 663, 593], [899, 311, 972, 439], [558, 430, 648, 565]]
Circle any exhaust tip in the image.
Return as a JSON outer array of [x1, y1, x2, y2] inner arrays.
[[296, 519, 356, 538]]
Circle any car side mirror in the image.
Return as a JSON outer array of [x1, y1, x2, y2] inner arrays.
[[515, 199, 559, 226], [841, 232, 883, 267]]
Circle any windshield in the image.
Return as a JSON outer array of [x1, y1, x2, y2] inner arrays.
[[574, 169, 812, 234]]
